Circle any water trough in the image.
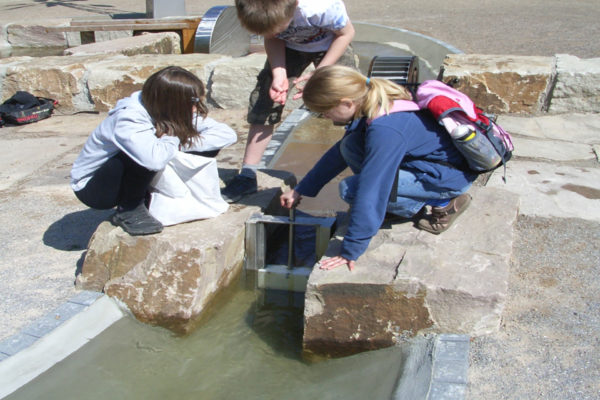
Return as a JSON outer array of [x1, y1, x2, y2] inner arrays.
[[0, 9, 469, 400]]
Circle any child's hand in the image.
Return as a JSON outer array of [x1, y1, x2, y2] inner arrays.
[[318, 256, 355, 272], [292, 72, 313, 100], [270, 71, 289, 105], [280, 189, 301, 209]]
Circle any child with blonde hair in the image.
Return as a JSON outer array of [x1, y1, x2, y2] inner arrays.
[[221, 0, 356, 202], [281, 66, 476, 271]]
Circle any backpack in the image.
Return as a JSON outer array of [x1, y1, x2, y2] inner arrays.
[[0, 91, 56, 127], [415, 80, 514, 179]]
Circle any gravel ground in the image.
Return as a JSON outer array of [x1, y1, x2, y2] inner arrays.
[[468, 216, 600, 399]]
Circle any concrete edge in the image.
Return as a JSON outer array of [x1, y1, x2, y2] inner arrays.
[[0, 293, 125, 399], [390, 334, 470, 400], [262, 107, 312, 169], [427, 334, 470, 400]]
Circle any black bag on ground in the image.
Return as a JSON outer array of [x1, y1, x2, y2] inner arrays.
[[0, 91, 56, 126]]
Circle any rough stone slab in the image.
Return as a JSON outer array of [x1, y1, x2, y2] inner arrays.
[[209, 53, 265, 109], [510, 136, 595, 161], [487, 160, 600, 222], [442, 54, 554, 114], [6, 23, 67, 48], [77, 170, 295, 334], [550, 54, 600, 113], [64, 31, 180, 56], [0, 53, 231, 112], [303, 186, 518, 358], [84, 53, 230, 112], [497, 113, 600, 144], [0, 53, 101, 110]]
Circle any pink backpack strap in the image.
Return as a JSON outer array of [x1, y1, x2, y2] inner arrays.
[[366, 100, 420, 125]]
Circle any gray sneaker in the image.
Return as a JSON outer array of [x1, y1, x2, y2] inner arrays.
[[417, 194, 472, 234], [221, 175, 258, 203], [111, 204, 163, 236]]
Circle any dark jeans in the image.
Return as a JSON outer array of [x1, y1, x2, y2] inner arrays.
[[74, 151, 156, 210]]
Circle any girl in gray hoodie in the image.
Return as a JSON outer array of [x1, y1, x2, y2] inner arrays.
[[70, 66, 236, 235]]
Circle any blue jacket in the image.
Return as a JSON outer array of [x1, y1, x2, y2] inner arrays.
[[295, 111, 476, 261]]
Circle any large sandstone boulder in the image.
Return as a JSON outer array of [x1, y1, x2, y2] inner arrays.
[[84, 53, 228, 111], [76, 171, 295, 334], [6, 23, 67, 48], [0, 53, 230, 112], [549, 54, 600, 113], [209, 53, 265, 109], [64, 32, 181, 56], [0, 55, 101, 110], [303, 186, 519, 358], [441, 54, 554, 114]]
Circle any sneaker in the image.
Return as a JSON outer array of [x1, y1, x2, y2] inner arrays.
[[417, 194, 472, 234], [111, 204, 163, 236], [221, 174, 258, 203]]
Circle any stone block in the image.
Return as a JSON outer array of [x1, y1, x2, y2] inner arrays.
[[442, 54, 554, 114], [0, 53, 230, 112], [208, 53, 265, 109], [549, 54, 600, 113], [0, 54, 101, 110], [83, 53, 228, 112], [76, 170, 295, 334], [64, 32, 181, 56], [303, 186, 519, 358], [6, 23, 67, 48]]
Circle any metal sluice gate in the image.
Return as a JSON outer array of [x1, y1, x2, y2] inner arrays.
[[245, 210, 336, 293]]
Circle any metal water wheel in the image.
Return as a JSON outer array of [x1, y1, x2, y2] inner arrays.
[[367, 56, 420, 95]]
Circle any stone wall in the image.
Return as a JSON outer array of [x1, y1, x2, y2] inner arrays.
[[442, 53, 600, 114], [1, 33, 599, 115]]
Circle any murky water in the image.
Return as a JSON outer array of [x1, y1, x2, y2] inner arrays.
[[7, 283, 405, 400]]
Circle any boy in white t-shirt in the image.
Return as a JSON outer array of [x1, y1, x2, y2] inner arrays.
[[222, 0, 355, 203]]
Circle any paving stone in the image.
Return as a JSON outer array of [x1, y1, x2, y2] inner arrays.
[[428, 381, 467, 400], [68, 290, 103, 306], [0, 333, 37, 356], [487, 161, 600, 222]]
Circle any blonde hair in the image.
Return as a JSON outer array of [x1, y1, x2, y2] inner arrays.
[[235, 0, 296, 35], [302, 65, 413, 120]]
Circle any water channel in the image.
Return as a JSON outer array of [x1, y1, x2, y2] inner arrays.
[[3, 23, 461, 399]]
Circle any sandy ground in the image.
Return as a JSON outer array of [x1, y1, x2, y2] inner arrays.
[[469, 216, 600, 399]]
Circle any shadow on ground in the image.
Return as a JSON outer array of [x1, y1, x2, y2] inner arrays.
[[43, 208, 113, 251]]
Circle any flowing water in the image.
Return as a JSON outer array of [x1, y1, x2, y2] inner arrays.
[[7, 282, 406, 400]]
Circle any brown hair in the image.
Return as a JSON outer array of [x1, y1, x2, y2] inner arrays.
[[234, 0, 296, 35], [302, 65, 413, 120], [141, 66, 208, 147]]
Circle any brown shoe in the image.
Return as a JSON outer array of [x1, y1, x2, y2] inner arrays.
[[417, 194, 472, 234]]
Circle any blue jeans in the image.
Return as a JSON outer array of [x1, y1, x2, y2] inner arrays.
[[338, 131, 472, 218]]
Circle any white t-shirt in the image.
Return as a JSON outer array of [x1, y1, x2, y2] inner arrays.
[[276, 0, 350, 53]]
